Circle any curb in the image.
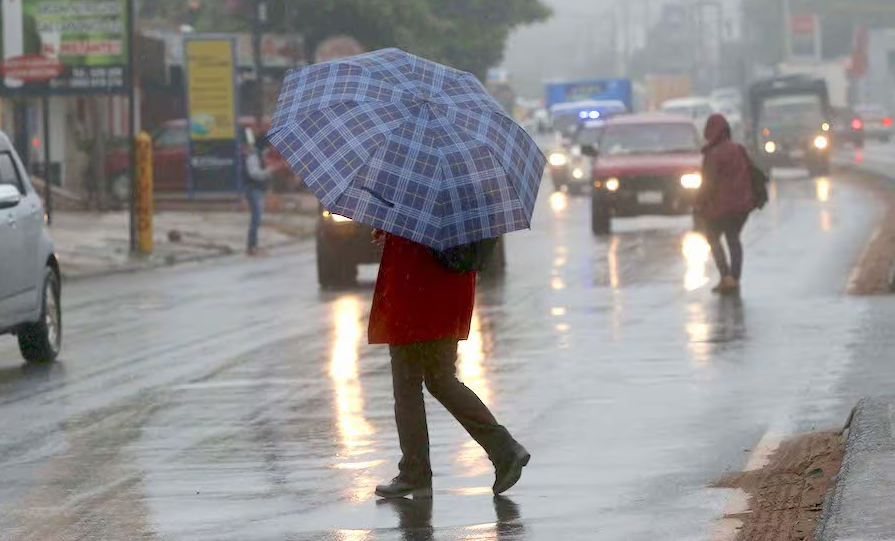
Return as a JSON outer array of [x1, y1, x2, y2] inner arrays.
[[833, 161, 895, 294], [61, 227, 315, 283], [815, 397, 895, 541]]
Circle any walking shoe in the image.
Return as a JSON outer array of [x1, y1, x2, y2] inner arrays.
[[374, 476, 433, 499], [721, 277, 740, 294], [492, 445, 531, 495], [712, 276, 738, 294]]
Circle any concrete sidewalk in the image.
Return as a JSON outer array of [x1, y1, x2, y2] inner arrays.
[[50, 210, 315, 280], [817, 398, 895, 541]]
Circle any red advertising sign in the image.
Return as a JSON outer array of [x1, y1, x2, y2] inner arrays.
[[0, 55, 65, 82]]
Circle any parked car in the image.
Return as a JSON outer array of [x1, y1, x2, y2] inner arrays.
[[854, 104, 893, 142], [315, 206, 506, 288], [583, 114, 704, 235], [831, 106, 865, 149], [0, 130, 62, 363], [104, 117, 293, 204]]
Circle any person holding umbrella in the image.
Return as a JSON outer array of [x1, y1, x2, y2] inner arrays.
[[267, 48, 546, 498]]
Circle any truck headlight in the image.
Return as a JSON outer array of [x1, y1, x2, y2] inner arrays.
[[549, 152, 568, 167], [605, 177, 620, 192], [764, 141, 777, 154], [572, 167, 585, 180], [680, 173, 702, 189], [813, 135, 828, 150]]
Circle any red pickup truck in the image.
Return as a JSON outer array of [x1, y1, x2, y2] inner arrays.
[[105, 116, 289, 203]]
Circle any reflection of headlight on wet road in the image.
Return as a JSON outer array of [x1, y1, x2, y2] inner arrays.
[[549, 153, 568, 167], [680, 173, 702, 189], [572, 168, 584, 180], [816, 178, 830, 202], [550, 191, 568, 212], [605, 177, 620, 192], [764, 141, 777, 154], [814, 135, 828, 150], [682, 232, 711, 292]]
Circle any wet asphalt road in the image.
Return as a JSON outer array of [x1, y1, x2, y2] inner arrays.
[[3, 148, 895, 540]]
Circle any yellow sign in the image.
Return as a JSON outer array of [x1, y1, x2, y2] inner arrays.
[[185, 39, 237, 141]]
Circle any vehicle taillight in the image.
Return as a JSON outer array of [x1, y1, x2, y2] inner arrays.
[[852, 118, 863, 130], [884, 117, 893, 127]]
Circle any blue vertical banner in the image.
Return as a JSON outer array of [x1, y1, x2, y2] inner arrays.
[[184, 36, 240, 196]]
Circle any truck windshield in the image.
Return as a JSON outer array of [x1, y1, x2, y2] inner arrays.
[[759, 95, 824, 127], [600, 123, 701, 156]]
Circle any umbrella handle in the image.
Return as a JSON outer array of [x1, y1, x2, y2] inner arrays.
[[361, 187, 395, 208]]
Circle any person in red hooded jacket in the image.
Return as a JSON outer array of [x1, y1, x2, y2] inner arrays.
[[697, 114, 758, 294], [369, 230, 530, 499]]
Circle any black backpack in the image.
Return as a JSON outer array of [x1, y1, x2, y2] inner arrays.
[[741, 147, 769, 209], [431, 238, 499, 273]]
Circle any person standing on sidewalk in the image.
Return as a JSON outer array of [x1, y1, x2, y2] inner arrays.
[[244, 136, 275, 256], [697, 114, 760, 294], [369, 230, 530, 499]]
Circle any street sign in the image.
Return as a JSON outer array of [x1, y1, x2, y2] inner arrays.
[[789, 14, 822, 61], [0, 0, 131, 96], [0, 54, 63, 82], [184, 36, 240, 196]]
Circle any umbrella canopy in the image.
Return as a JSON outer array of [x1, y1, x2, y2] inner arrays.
[[268, 48, 546, 250]]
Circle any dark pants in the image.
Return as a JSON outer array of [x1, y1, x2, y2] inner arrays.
[[246, 186, 265, 250], [706, 212, 749, 280], [389, 339, 516, 483]]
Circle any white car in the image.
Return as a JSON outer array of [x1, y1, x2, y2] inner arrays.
[[661, 96, 743, 140], [0, 130, 62, 363]]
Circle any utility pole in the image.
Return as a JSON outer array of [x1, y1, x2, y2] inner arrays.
[[783, 0, 792, 62], [252, 0, 267, 126], [127, 0, 138, 252]]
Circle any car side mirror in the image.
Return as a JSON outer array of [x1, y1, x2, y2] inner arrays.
[[0, 185, 22, 210], [580, 144, 598, 158]]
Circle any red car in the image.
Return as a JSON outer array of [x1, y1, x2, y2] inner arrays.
[[583, 113, 704, 235], [105, 116, 288, 203]]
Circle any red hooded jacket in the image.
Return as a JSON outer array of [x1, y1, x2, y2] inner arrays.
[[699, 114, 756, 220], [368, 235, 476, 345]]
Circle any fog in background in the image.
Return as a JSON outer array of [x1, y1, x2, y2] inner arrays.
[[502, 0, 744, 99]]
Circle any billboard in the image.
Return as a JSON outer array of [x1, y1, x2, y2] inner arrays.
[[789, 14, 822, 61], [0, 0, 130, 95], [184, 37, 240, 195]]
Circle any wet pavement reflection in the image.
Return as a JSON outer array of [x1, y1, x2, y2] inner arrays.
[[0, 169, 890, 540]]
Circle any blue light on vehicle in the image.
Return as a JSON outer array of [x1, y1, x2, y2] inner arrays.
[[579, 111, 588, 119], [588, 111, 601, 119]]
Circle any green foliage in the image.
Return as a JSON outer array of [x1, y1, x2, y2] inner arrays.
[[139, 0, 551, 79]]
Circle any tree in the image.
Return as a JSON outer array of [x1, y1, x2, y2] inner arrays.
[[141, 0, 551, 80]]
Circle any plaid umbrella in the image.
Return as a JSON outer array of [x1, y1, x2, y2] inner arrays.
[[267, 48, 546, 250]]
